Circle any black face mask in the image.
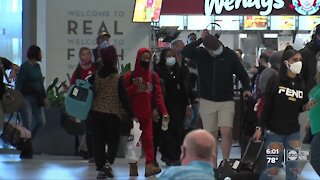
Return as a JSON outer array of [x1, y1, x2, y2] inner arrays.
[[140, 61, 150, 69]]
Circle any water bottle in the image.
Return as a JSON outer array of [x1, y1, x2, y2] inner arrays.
[[161, 115, 169, 131]]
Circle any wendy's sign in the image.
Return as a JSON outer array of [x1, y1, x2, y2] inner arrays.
[[161, 0, 320, 15], [205, 0, 285, 16]]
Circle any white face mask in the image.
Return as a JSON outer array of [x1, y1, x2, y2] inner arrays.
[[99, 40, 110, 49], [166, 57, 176, 67], [287, 61, 302, 74], [317, 61, 320, 72], [212, 45, 223, 56]]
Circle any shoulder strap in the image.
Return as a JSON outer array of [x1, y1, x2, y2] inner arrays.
[[2, 113, 18, 131]]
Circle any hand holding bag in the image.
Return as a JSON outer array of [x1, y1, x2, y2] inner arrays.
[[0, 113, 32, 147], [126, 121, 142, 163]]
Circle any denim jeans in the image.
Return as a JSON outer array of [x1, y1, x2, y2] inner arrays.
[[260, 131, 301, 180], [311, 132, 320, 176], [190, 103, 200, 127], [20, 95, 46, 139]]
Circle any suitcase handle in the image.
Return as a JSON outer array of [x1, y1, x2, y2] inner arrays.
[[239, 138, 265, 172]]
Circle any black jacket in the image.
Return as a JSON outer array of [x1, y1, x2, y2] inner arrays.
[[155, 62, 191, 107], [300, 41, 319, 93], [182, 39, 250, 102]]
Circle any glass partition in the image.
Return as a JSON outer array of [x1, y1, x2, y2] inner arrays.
[[0, 0, 22, 66]]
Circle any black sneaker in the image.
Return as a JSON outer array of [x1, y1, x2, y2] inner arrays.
[[97, 163, 114, 179], [104, 162, 114, 178], [97, 170, 106, 179]]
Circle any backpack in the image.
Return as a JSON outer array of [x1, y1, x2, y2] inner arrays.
[[64, 79, 93, 120]]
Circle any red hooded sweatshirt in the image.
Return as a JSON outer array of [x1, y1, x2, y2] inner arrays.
[[123, 48, 167, 119]]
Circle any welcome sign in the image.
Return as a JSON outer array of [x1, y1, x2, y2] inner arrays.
[[42, 0, 150, 86]]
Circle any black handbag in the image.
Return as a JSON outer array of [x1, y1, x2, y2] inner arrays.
[[60, 110, 85, 136], [0, 113, 32, 147]]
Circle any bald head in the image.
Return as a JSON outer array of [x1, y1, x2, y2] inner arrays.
[[181, 130, 216, 165], [171, 39, 185, 50]]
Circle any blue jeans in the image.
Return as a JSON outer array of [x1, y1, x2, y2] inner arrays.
[[20, 95, 46, 139], [190, 103, 200, 127], [185, 103, 200, 128], [311, 132, 320, 176], [260, 131, 301, 180]]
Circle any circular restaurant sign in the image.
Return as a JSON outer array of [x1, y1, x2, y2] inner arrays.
[[292, 0, 320, 15]]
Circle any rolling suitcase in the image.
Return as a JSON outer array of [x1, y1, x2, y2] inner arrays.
[[216, 138, 265, 180]]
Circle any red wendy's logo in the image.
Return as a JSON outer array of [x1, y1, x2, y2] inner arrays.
[[292, 0, 320, 15], [289, 4, 295, 9]]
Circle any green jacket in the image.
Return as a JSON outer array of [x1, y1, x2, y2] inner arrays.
[[309, 84, 320, 135]]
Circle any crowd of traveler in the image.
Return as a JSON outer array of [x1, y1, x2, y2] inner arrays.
[[1, 25, 320, 179]]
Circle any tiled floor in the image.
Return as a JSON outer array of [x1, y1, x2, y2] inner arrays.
[[0, 144, 319, 180]]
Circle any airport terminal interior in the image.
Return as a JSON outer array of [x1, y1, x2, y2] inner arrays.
[[1, 0, 320, 179]]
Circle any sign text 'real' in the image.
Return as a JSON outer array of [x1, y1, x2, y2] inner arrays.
[[205, 0, 285, 16]]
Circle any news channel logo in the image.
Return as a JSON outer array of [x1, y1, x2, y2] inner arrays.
[[286, 149, 310, 161]]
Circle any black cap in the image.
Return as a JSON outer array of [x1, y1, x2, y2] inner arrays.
[[203, 34, 221, 51]]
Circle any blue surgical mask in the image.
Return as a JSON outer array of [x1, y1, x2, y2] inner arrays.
[[99, 40, 110, 49], [166, 57, 176, 67]]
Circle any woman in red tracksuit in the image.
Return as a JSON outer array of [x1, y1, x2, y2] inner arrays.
[[123, 48, 169, 177]]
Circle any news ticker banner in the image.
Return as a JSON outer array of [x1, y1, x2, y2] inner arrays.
[[265, 148, 310, 164], [43, 0, 150, 87]]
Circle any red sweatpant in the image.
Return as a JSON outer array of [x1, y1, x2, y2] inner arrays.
[[139, 117, 154, 164]]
